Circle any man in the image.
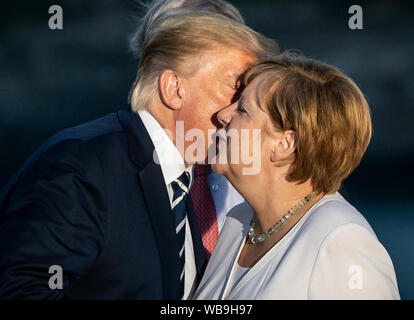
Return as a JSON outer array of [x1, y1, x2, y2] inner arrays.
[[0, 11, 277, 299], [129, 0, 255, 261]]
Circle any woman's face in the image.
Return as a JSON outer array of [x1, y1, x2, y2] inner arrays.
[[213, 74, 278, 180]]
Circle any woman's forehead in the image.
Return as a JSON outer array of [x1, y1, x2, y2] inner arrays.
[[243, 74, 268, 110]]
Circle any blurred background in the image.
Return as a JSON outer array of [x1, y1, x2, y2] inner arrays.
[[0, 0, 413, 299]]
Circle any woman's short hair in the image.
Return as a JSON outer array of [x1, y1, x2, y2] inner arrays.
[[244, 52, 372, 194], [130, 12, 279, 112], [129, 0, 246, 58]]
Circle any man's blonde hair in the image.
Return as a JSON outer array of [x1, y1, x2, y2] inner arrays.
[[244, 53, 372, 194], [130, 12, 279, 112], [129, 0, 246, 58]]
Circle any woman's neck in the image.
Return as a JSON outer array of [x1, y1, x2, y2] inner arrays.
[[230, 170, 321, 233]]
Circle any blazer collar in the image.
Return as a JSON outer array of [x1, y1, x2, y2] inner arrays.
[[117, 108, 153, 169], [117, 107, 206, 298], [117, 108, 180, 298], [136, 109, 186, 186]]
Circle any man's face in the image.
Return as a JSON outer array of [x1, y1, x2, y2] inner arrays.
[[177, 47, 256, 164]]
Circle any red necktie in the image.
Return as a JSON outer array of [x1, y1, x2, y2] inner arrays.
[[190, 164, 219, 261]]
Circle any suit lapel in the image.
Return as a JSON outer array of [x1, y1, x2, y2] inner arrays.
[[118, 108, 181, 299], [139, 162, 181, 299]]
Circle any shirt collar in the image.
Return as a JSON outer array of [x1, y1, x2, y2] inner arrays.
[[138, 109, 193, 187]]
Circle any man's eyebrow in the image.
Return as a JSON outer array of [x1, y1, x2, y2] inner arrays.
[[227, 70, 246, 80], [223, 73, 238, 82]]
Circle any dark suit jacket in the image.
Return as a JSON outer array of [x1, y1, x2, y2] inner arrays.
[[0, 108, 206, 299]]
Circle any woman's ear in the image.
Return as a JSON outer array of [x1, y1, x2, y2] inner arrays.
[[159, 70, 184, 110], [270, 130, 297, 162]]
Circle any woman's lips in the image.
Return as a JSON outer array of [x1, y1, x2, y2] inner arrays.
[[213, 128, 230, 164]]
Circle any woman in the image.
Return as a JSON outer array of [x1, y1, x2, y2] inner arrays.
[[194, 53, 400, 299]]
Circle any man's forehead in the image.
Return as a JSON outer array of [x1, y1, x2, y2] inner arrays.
[[197, 48, 256, 79]]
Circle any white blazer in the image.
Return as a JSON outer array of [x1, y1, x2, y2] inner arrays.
[[194, 192, 400, 300]]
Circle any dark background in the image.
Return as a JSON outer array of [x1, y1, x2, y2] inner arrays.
[[1, 0, 413, 299]]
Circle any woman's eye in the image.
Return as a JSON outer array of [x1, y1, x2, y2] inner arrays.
[[237, 103, 247, 114]]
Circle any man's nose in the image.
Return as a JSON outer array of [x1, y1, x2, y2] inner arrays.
[[217, 103, 236, 127]]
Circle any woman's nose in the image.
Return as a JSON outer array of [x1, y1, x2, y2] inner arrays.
[[217, 103, 236, 127]]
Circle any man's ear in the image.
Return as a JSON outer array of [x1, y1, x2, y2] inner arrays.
[[270, 130, 297, 162], [159, 70, 184, 110]]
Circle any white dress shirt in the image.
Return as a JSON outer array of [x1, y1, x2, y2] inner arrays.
[[138, 110, 197, 300], [194, 192, 400, 300]]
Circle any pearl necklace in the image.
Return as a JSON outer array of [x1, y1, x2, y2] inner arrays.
[[248, 191, 318, 244]]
